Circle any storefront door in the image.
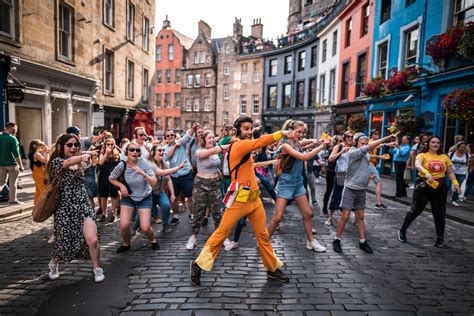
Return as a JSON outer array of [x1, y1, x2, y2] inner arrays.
[[15, 107, 42, 169]]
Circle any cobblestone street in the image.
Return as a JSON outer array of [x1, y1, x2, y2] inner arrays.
[[1, 182, 474, 315]]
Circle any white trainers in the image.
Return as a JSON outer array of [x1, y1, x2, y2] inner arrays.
[[93, 267, 105, 283], [185, 236, 197, 250], [224, 241, 239, 251], [223, 238, 231, 247], [324, 219, 333, 226], [306, 239, 326, 252], [48, 262, 59, 280], [459, 196, 466, 202], [451, 201, 460, 207]]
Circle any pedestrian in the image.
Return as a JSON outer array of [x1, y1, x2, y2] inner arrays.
[[322, 135, 343, 215], [390, 135, 411, 198], [190, 116, 293, 286], [368, 129, 390, 209], [188, 123, 204, 176], [127, 127, 152, 160], [306, 154, 324, 205], [185, 130, 228, 250], [46, 133, 104, 283], [447, 141, 469, 206], [398, 136, 461, 247], [407, 133, 428, 188], [267, 120, 330, 252], [0, 122, 25, 205], [66, 126, 106, 152], [109, 142, 159, 253], [98, 137, 121, 222], [84, 145, 99, 213], [332, 132, 398, 254], [28, 140, 49, 204], [463, 144, 474, 201]]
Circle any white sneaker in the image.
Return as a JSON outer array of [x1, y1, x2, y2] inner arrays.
[[409, 184, 415, 189], [306, 239, 326, 252], [48, 262, 59, 280], [225, 241, 239, 251], [324, 219, 333, 226], [316, 178, 320, 183], [459, 196, 466, 202], [311, 227, 316, 234], [185, 236, 197, 250], [451, 201, 460, 207], [223, 238, 231, 247], [93, 267, 105, 283]]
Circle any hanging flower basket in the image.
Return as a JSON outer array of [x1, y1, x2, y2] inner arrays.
[[458, 22, 474, 61], [386, 68, 416, 94], [442, 88, 474, 121], [363, 77, 386, 98], [394, 111, 419, 137], [426, 26, 465, 65], [348, 114, 367, 133]]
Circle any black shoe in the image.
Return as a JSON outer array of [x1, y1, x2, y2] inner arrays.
[[201, 217, 208, 227], [169, 217, 180, 226], [116, 245, 130, 253], [190, 260, 202, 286], [375, 204, 388, 210], [108, 215, 115, 223], [434, 237, 445, 248], [163, 225, 173, 234], [189, 214, 194, 224], [151, 241, 160, 251], [333, 239, 342, 253], [100, 215, 106, 222], [267, 269, 289, 283], [398, 230, 407, 243], [359, 241, 374, 254]]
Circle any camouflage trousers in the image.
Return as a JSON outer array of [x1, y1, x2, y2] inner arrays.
[[192, 176, 222, 235]]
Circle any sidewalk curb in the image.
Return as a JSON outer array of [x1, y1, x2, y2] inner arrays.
[[0, 204, 34, 219], [366, 188, 474, 227]]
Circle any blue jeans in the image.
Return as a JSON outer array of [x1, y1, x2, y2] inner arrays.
[[232, 216, 247, 242], [447, 174, 467, 202], [465, 170, 474, 198], [256, 171, 276, 200], [152, 191, 172, 225]]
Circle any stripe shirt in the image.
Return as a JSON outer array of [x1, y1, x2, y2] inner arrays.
[[109, 159, 156, 201]]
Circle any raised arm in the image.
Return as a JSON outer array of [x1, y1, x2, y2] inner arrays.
[[282, 138, 330, 161]]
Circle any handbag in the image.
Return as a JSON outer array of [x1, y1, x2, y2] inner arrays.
[[403, 169, 412, 181], [32, 176, 60, 222]]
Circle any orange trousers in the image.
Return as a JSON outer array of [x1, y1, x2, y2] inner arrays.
[[32, 167, 46, 205], [195, 198, 283, 272]]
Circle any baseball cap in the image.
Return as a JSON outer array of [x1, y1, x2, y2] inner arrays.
[[66, 126, 81, 135], [354, 132, 367, 143], [369, 129, 378, 136]]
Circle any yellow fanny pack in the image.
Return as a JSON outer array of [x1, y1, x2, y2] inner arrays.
[[235, 186, 260, 203]]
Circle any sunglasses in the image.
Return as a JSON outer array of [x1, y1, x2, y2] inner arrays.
[[155, 148, 164, 152], [66, 142, 80, 148], [345, 135, 354, 139], [106, 143, 114, 147], [128, 148, 141, 153], [137, 134, 146, 137], [165, 134, 175, 138]]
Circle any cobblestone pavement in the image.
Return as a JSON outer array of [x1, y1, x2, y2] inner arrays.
[[0, 182, 473, 315]]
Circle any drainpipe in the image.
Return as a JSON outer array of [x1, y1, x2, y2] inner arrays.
[[418, 0, 428, 65]]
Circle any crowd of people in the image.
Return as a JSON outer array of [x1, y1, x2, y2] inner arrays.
[[0, 117, 472, 285]]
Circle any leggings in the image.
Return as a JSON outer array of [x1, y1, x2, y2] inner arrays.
[[323, 170, 335, 214], [231, 216, 247, 242], [256, 171, 276, 201]]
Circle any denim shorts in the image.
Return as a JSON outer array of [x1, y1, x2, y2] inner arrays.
[[275, 173, 306, 200], [121, 195, 153, 210], [171, 172, 194, 198], [368, 165, 381, 184], [85, 180, 99, 198]]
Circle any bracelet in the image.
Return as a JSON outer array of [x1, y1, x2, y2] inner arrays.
[[420, 168, 430, 175], [452, 179, 460, 186]]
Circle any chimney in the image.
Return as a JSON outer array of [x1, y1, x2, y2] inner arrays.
[[162, 15, 171, 29], [198, 20, 212, 39], [251, 18, 263, 39], [233, 17, 243, 40]]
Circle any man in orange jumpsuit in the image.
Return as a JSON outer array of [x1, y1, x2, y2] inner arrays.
[[190, 117, 292, 285]]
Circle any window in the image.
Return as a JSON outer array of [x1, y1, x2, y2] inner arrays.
[[223, 62, 230, 75], [185, 120, 193, 129], [166, 117, 172, 130], [142, 68, 149, 102], [163, 93, 170, 108], [319, 74, 326, 103], [332, 31, 338, 56], [329, 69, 336, 104], [0, 0, 15, 39], [253, 62, 260, 82], [187, 74, 193, 87], [204, 97, 211, 111], [240, 96, 247, 114], [58, 3, 73, 60], [311, 46, 317, 67], [296, 81, 304, 107], [241, 63, 248, 83], [284, 55, 292, 74], [104, 0, 114, 27], [341, 62, 350, 100], [304, 0, 313, 6], [156, 70, 162, 84], [165, 69, 171, 84], [175, 70, 181, 84], [309, 78, 316, 108], [361, 4, 370, 37], [194, 74, 201, 87], [406, 0, 416, 6], [127, 59, 134, 99], [200, 52, 206, 64], [223, 111, 229, 121], [378, 42, 388, 78], [174, 118, 181, 129], [252, 95, 259, 114], [269, 59, 278, 76], [223, 84, 230, 99], [453, 0, 474, 25], [380, 0, 391, 24], [356, 52, 367, 97], [168, 44, 174, 60], [205, 73, 211, 86], [156, 93, 162, 108], [127, 1, 135, 41], [156, 45, 162, 61], [225, 43, 231, 54], [283, 84, 291, 107], [186, 99, 192, 111], [322, 40, 327, 63], [404, 27, 419, 68], [156, 118, 162, 131], [345, 18, 352, 47], [194, 52, 199, 64], [298, 51, 306, 71], [142, 16, 149, 51], [104, 49, 114, 93], [174, 93, 181, 108], [268, 86, 277, 108], [193, 98, 200, 111]]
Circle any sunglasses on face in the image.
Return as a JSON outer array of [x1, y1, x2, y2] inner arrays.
[[345, 135, 354, 139], [128, 148, 141, 153], [156, 149, 164, 152], [137, 134, 146, 137], [66, 142, 80, 148], [106, 143, 114, 147], [165, 134, 175, 138]]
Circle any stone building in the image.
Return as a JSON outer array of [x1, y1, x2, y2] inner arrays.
[[288, 0, 335, 33], [0, 0, 155, 147]]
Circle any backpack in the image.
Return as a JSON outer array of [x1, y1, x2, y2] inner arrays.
[[448, 151, 469, 164], [222, 142, 251, 179], [117, 160, 133, 194]]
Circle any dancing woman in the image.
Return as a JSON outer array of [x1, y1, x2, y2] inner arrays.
[[29, 139, 49, 205]]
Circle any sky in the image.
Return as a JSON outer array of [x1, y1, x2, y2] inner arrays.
[[155, 0, 289, 40]]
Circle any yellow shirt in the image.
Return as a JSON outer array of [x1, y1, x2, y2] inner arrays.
[[369, 139, 378, 166], [416, 152, 452, 179]]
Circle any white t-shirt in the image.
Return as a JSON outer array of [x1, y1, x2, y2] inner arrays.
[[450, 152, 468, 175]]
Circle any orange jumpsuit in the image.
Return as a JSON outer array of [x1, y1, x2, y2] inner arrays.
[[32, 160, 46, 205], [195, 131, 284, 272]]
